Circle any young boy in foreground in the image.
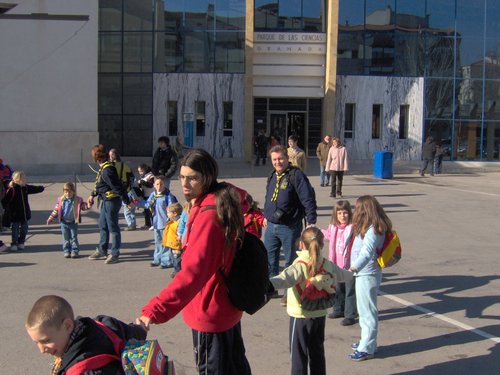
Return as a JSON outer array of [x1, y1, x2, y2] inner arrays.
[[26, 295, 146, 375]]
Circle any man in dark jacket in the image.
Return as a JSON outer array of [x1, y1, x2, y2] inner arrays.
[[152, 136, 178, 189], [263, 145, 317, 291]]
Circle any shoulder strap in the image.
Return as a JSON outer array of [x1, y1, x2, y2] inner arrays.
[[66, 320, 123, 375], [201, 204, 216, 213]]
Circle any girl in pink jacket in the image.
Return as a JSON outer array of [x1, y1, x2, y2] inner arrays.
[[321, 200, 357, 325], [326, 137, 349, 198]]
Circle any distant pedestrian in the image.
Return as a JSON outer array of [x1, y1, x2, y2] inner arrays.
[[420, 136, 436, 176], [316, 135, 332, 187], [321, 200, 357, 325], [1, 171, 44, 251], [47, 182, 91, 259], [348, 195, 392, 361], [287, 135, 307, 171], [255, 129, 269, 166], [434, 140, 445, 174], [326, 137, 349, 198], [137, 163, 155, 229], [152, 136, 178, 189]]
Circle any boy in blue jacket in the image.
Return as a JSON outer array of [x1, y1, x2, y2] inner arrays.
[[137, 175, 177, 267]]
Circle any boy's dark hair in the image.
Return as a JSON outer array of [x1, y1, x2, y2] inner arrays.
[[138, 163, 151, 173], [158, 136, 170, 145], [26, 295, 74, 330], [288, 134, 298, 142]]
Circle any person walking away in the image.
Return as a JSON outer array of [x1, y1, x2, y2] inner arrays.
[[1, 171, 44, 251], [348, 195, 392, 361], [137, 163, 155, 229], [326, 137, 349, 198], [136, 148, 253, 375], [109, 148, 136, 231], [434, 140, 445, 174], [420, 136, 436, 176], [152, 136, 178, 190], [47, 182, 91, 259], [269, 227, 352, 375], [263, 145, 317, 306], [287, 135, 307, 171], [136, 175, 177, 268], [87, 144, 133, 264], [316, 135, 332, 187], [162, 202, 183, 277], [321, 200, 357, 325]]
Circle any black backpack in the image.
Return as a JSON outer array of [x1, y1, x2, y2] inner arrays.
[[219, 232, 275, 315]]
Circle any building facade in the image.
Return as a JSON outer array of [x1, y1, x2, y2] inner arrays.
[[2, 0, 500, 174]]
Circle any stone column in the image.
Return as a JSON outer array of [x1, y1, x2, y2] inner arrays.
[[244, 0, 255, 162], [323, 0, 339, 137]]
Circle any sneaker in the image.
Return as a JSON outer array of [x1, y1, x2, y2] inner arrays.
[[349, 350, 374, 362], [140, 225, 150, 230], [351, 342, 359, 350], [9, 244, 18, 251], [64, 253, 71, 259], [88, 250, 107, 260], [280, 295, 287, 307], [320, 183, 325, 187], [341, 318, 356, 326], [124, 225, 136, 231], [104, 255, 119, 264], [329, 193, 336, 198], [150, 262, 159, 267], [328, 312, 344, 319], [148, 226, 154, 231], [18, 244, 25, 250], [71, 252, 79, 259]]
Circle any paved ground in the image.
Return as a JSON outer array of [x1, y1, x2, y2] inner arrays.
[[1, 167, 500, 374]]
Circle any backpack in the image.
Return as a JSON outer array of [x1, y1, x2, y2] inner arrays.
[[219, 231, 275, 315], [66, 321, 175, 375], [377, 230, 402, 268], [294, 259, 336, 311]]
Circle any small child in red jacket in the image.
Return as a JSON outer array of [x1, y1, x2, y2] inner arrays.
[[47, 182, 91, 258], [244, 194, 265, 238]]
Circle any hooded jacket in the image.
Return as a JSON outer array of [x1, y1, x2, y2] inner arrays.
[[2, 183, 44, 222]]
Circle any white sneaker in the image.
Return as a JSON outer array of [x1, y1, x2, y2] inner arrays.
[[18, 244, 25, 250], [10, 244, 18, 251], [148, 226, 154, 231]]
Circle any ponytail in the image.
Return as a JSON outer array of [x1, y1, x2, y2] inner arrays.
[[301, 227, 324, 278]]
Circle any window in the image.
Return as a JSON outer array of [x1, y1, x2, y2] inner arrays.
[[372, 104, 382, 139], [168, 101, 177, 136], [196, 101, 206, 136], [399, 105, 409, 139], [344, 103, 355, 139], [223, 102, 233, 137]]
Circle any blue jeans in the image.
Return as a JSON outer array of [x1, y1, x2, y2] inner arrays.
[[264, 221, 302, 277], [320, 165, 330, 186], [98, 198, 122, 257], [123, 190, 136, 227], [173, 250, 183, 272], [11, 221, 28, 245], [61, 221, 79, 254], [355, 271, 382, 355], [153, 229, 173, 267]]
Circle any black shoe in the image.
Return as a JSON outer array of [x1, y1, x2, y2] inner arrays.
[[320, 183, 324, 187], [328, 312, 344, 319], [329, 193, 336, 198], [341, 318, 356, 326]]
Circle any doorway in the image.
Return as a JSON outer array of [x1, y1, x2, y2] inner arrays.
[[269, 112, 306, 150]]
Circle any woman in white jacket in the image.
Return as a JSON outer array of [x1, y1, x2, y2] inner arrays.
[[325, 137, 349, 198]]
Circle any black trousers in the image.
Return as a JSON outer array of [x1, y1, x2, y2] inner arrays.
[[192, 322, 252, 375], [333, 278, 357, 319], [289, 317, 326, 375], [330, 171, 344, 196]]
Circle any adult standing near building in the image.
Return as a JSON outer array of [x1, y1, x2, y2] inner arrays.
[[87, 144, 132, 264], [109, 148, 136, 231], [254, 129, 269, 166], [263, 145, 317, 304], [420, 136, 436, 176], [287, 135, 307, 171], [136, 148, 252, 375], [326, 137, 349, 198], [152, 136, 178, 190], [316, 135, 332, 187]]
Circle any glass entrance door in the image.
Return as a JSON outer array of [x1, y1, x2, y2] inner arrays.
[[269, 112, 307, 150]]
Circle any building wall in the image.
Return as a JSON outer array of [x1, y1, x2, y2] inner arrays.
[[153, 73, 245, 158], [0, 0, 98, 174], [335, 75, 424, 160]]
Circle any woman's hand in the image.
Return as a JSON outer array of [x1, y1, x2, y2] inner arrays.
[[135, 316, 151, 331]]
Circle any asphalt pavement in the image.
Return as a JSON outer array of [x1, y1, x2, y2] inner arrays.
[[1, 166, 500, 374]]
